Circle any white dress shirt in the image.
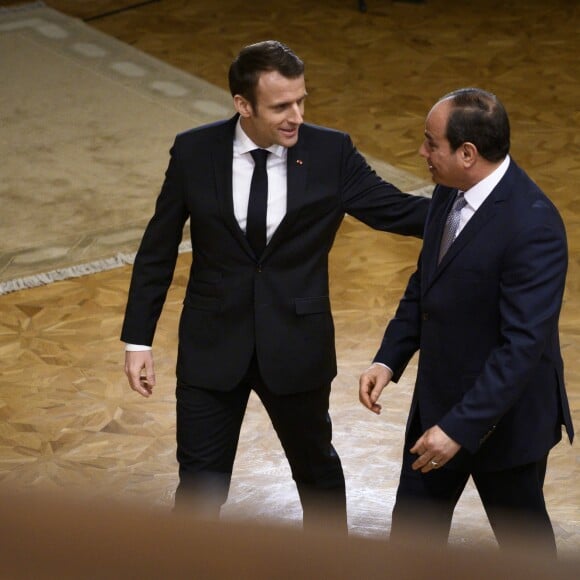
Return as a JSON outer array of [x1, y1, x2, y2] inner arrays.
[[126, 118, 289, 352]]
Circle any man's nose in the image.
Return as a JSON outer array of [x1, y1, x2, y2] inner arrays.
[[289, 103, 303, 124]]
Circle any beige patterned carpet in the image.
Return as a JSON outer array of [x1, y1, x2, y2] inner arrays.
[[0, 3, 431, 294]]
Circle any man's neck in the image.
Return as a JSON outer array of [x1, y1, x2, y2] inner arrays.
[[461, 157, 507, 191]]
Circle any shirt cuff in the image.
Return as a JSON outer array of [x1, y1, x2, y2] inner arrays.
[[125, 344, 152, 351], [371, 361, 393, 374]]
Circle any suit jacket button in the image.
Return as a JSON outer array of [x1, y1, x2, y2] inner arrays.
[[422, 312, 429, 321], [256, 264, 262, 273]]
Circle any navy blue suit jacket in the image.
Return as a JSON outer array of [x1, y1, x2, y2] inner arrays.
[[121, 115, 429, 394], [375, 159, 574, 471]]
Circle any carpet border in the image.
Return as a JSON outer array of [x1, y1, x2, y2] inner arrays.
[[0, 242, 192, 296]]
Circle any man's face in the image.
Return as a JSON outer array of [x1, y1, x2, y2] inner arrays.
[[419, 99, 465, 188], [236, 71, 306, 148]]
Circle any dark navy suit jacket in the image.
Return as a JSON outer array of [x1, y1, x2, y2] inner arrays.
[[375, 159, 574, 471], [121, 115, 429, 394]]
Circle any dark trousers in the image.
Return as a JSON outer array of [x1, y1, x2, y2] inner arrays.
[[174, 355, 347, 532], [390, 413, 556, 555]]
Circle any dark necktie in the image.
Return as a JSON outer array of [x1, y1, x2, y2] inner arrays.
[[438, 192, 467, 263], [247, 148, 270, 257]]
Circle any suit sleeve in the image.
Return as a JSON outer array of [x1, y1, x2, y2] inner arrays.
[[371, 185, 448, 378], [338, 134, 429, 238], [120, 139, 189, 345], [439, 202, 568, 452], [373, 252, 423, 381]]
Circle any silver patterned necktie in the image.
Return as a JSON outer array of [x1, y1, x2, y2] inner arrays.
[[438, 192, 467, 263]]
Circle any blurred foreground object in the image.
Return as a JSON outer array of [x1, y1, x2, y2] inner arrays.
[[0, 489, 578, 579]]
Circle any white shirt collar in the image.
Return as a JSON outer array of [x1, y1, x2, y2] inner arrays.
[[234, 117, 286, 159], [463, 155, 510, 211]]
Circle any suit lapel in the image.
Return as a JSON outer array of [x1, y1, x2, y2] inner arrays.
[[425, 174, 510, 292], [212, 116, 256, 258], [439, 194, 497, 265]]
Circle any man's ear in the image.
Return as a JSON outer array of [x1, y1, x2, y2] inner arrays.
[[460, 142, 478, 167], [233, 94, 253, 118]]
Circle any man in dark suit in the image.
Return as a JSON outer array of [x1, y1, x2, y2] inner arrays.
[[122, 40, 428, 531], [359, 88, 574, 553]]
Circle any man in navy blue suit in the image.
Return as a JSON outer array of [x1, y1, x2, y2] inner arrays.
[[359, 88, 573, 553], [122, 40, 428, 531]]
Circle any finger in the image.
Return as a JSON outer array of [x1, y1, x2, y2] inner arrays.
[[412, 455, 430, 472], [361, 398, 382, 414], [359, 389, 371, 408], [144, 358, 156, 387], [358, 376, 375, 409], [129, 374, 152, 397], [427, 458, 443, 472], [411, 454, 427, 471], [126, 368, 142, 391], [409, 438, 424, 455], [421, 458, 442, 473], [138, 375, 154, 397], [359, 386, 382, 414], [413, 456, 443, 473]]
